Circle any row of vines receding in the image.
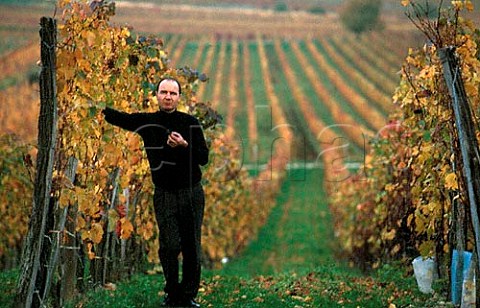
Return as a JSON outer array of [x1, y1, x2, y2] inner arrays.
[[330, 0, 480, 273]]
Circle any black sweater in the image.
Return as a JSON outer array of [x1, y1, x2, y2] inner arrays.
[[103, 107, 209, 190]]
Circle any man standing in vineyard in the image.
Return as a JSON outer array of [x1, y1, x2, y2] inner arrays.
[[102, 78, 209, 307]]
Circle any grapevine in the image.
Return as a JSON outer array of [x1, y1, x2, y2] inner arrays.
[[0, 134, 35, 268], [331, 0, 480, 269], [52, 0, 288, 270]]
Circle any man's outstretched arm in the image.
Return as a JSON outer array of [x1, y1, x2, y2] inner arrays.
[[102, 107, 145, 132]]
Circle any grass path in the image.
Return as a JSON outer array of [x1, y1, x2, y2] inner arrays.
[[53, 167, 447, 307], [220, 167, 336, 276]]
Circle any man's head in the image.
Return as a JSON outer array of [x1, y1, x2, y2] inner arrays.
[[156, 78, 181, 112]]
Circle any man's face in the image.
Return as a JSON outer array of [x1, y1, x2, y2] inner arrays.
[[156, 80, 180, 112]]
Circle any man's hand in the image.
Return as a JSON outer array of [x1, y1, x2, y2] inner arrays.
[[167, 131, 188, 148]]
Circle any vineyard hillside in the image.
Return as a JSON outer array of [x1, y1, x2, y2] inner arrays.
[[0, 1, 424, 145]]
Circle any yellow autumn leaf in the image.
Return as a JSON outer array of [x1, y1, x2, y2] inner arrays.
[[108, 209, 119, 233], [407, 213, 414, 227], [99, 167, 109, 178], [177, 105, 188, 113], [104, 142, 119, 154], [444, 172, 458, 190], [451, 0, 463, 10], [59, 67, 75, 80], [382, 229, 396, 241], [120, 218, 134, 239], [121, 28, 130, 38], [91, 222, 104, 244], [59, 0, 71, 8], [119, 193, 128, 205], [419, 240, 435, 256], [119, 174, 130, 188], [127, 135, 140, 151], [465, 82, 477, 96], [77, 191, 88, 212], [391, 244, 401, 255], [76, 215, 86, 231], [443, 243, 450, 253], [85, 31, 96, 47], [401, 0, 410, 6], [59, 189, 72, 208], [466, 0, 474, 11], [385, 183, 396, 192], [141, 221, 155, 240], [87, 242, 95, 260]]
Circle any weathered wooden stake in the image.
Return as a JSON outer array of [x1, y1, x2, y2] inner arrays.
[[59, 158, 80, 303], [439, 46, 480, 306], [15, 17, 58, 308], [42, 157, 78, 304]]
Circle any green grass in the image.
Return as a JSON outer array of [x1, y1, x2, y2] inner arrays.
[[247, 42, 280, 168], [232, 42, 252, 165], [216, 41, 232, 117], [194, 42, 212, 74], [0, 263, 451, 307], [0, 269, 18, 307], [56, 265, 447, 307], [199, 42, 221, 103], [176, 41, 199, 68], [221, 168, 333, 276]]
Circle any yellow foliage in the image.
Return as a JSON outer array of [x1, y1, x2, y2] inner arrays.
[[119, 218, 134, 240], [444, 173, 458, 190], [330, 2, 480, 268], [90, 223, 104, 244]]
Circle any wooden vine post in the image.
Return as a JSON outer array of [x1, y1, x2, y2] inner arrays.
[[439, 47, 480, 302], [14, 17, 58, 308]]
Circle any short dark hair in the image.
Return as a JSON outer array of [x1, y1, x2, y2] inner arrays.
[[156, 78, 182, 95]]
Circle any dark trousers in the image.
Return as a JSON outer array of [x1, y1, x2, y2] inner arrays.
[[154, 183, 205, 299]]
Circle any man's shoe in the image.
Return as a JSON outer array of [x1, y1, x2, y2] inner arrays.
[[180, 298, 200, 307], [161, 294, 179, 307]]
